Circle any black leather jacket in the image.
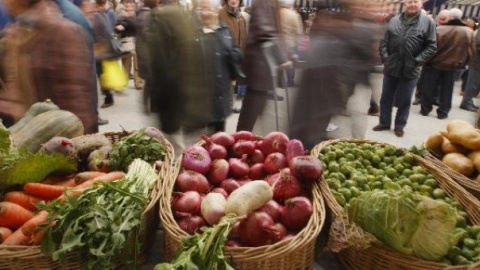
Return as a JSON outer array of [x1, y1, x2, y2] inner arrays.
[[380, 12, 437, 78]]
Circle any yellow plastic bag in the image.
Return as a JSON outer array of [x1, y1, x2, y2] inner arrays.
[[99, 59, 128, 91]]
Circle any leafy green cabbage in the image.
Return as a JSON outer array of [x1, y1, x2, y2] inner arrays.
[[347, 189, 457, 261]]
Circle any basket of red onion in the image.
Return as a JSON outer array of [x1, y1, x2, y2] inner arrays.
[[159, 131, 326, 270]]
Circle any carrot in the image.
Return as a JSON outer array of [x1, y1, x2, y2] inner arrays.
[[0, 227, 12, 243], [3, 191, 46, 211], [24, 182, 66, 200], [30, 229, 46, 245], [0, 202, 34, 230], [90, 171, 125, 182], [20, 211, 48, 237], [41, 174, 74, 185], [54, 178, 76, 187], [2, 228, 29, 245], [74, 171, 106, 185], [60, 172, 125, 200]]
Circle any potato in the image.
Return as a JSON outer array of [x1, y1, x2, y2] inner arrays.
[[442, 153, 475, 177], [225, 180, 273, 217], [468, 151, 480, 172], [447, 120, 480, 151], [425, 133, 444, 153], [441, 138, 468, 155]]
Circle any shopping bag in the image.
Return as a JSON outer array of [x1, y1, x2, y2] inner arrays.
[[99, 59, 128, 91]]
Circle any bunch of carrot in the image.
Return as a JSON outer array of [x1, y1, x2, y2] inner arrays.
[[0, 171, 125, 245]]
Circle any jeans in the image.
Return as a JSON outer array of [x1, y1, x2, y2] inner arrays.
[[379, 74, 418, 131], [420, 67, 455, 118], [461, 68, 480, 107]]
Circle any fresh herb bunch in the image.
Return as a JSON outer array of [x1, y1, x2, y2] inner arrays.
[[39, 159, 157, 269], [155, 214, 238, 270], [109, 129, 166, 172]]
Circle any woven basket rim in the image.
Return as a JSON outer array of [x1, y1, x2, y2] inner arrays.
[[0, 130, 175, 267], [311, 138, 480, 269], [159, 139, 326, 262]]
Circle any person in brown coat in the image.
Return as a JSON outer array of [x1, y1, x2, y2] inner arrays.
[[0, 0, 98, 134], [218, 0, 246, 49]]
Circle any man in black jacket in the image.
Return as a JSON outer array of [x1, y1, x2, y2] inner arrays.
[[373, 0, 436, 137]]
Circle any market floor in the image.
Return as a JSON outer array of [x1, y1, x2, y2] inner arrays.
[[98, 75, 477, 270]]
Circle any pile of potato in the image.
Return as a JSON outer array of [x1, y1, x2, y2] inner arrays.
[[425, 120, 480, 182]]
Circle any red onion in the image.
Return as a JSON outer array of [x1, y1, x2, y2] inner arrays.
[[265, 223, 288, 243], [229, 154, 250, 178], [210, 187, 228, 199], [265, 172, 280, 186], [272, 168, 303, 201], [208, 159, 229, 185], [232, 140, 256, 157], [249, 163, 266, 180], [172, 191, 202, 217], [201, 135, 227, 160], [255, 139, 263, 150], [176, 170, 210, 194], [261, 132, 289, 155], [220, 179, 241, 194], [239, 211, 276, 247], [289, 155, 323, 181], [237, 179, 252, 186], [285, 139, 305, 161], [259, 200, 283, 222], [182, 145, 212, 174], [282, 233, 297, 241], [177, 215, 206, 235], [281, 196, 313, 231], [225, 239, 241, 247], [248, 149, 265, 165], [210, 131, 235, 148], [264, 152, 288, 174], [229, 221, 241, 238], [232, 130, 255, 141]]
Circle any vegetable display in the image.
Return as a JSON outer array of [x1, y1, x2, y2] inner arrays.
[[319, 141, 480, 265]]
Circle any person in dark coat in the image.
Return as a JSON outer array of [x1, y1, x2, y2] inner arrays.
[[235, 0, 292, 132], [373, 0, 436, 137]]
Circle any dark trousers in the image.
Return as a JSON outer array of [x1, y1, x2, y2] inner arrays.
[[379, 74, 417, 131], [462, 68, 480, 107], [420, 67, 455, 118], [236, 89, 269, 131]]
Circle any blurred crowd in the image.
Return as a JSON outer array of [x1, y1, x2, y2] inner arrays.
[[0, 0, 478, 153]]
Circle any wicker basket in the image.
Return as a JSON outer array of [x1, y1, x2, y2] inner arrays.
[[311, 139, 480, 270], [159, 153, 325, 270], [0, 130, 174, 270], [424, 153, 480, 199]]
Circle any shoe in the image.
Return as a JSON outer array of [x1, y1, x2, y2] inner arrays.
[[460, 104, 478, 112], [372, 125, 390, 131], [394, 129, 404, 137], [135, 85, 142, 90], [98, 117, 109, 125], [101, 102, 114, 108], [412, 98, 421, 105], [367, 105, 380, 116], [232, 108, 241, 113], [437, 115, 448, 120], [267, 92, 284, 101], [420, 110, 429, 116]]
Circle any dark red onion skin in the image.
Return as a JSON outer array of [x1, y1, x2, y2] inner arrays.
[[285, 139, 305, 161], [265, 172, 280, 186], [225, 239, 242, 247], [177, 215, 206, 235], [281, 196, 313, 231], [232, 140, 256, 157], [237, 179, 252, 186], [289, 155, 323, 181], [220, 179, 241, 194], [210, 132, 235, 147], [272, 168, 303, 201], [229, 221, 241, 238], [172, 191, 202, 217], [249, 163, 266, 180], [265, 223, 288, 243], [176, 170, 210, 194], [182, 145, 212, 174], [259, 200, 284, 222], [210, 187, 229, 199], [248, 149, 266, 165], [232, 131, 255, 141], [229, 154, 250, 178], [261, 132, 289, 155], [208, 159, 229, 185], [263, 152, 288, 174], [201, 135, 228, 160], [239, 211, 275, 247]]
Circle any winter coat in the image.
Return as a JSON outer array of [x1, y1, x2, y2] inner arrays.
[[136, 7, 153, 78], [218, 7, 246, 49], [380, 11, 437, 78], [0, 1, 97, 133]]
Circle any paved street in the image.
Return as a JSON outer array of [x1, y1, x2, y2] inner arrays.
[[98, 73, 478, 269]]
